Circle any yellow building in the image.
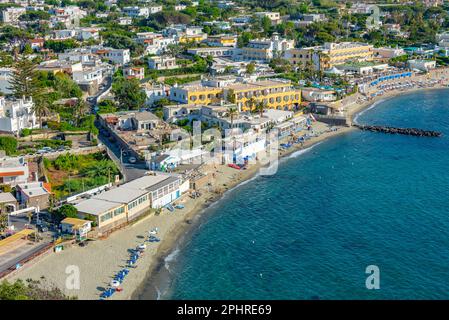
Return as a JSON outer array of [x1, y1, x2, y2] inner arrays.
[[170, 79, 301, 111], [225, 80, 301, 112], [206, 35, 237, 47], [179, 35, 207, 43], [285, 47, 320, 71], [322, 42, 373, 68], [170, 84, 223, 105]]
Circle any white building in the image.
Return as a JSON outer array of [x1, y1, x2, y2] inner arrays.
[[301, 88, 337, 102], [123, 66, 145, 80], [0, 68, 13, 95], [241, 33, 294, 62], [143, 84, 170, 106], [262, 109, 293, 124], [53, 27, 100, 41], [122, 6, 149, 18], [136, 32, 176, 55], [53, 29, 77, 40], [51, 6, 87, 27], [254, 12, 281, 25], [74, 173, 188, 233], [372, 47, 406, 59], [0, 97, 38, 134], [72, 65, 105, 85], [1, 7, 26, 24], [148, 56, 177, 70], [0, 157, 30, 186], [174, 4, 186, 11], [408, 59, 436, 72], [93, 47, 130, 65], [118, 17, 132, 25], [148, 5, 163, 14], [223, 130, 267, 164], [187, 47, 239, 58], [58, 48, 101, 66]]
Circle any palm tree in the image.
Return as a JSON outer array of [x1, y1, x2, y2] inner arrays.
[[0, 203, 8, 234], [247, 97, 257, 113], [32, 96, 51, 129], [254, 101, 266, 118], [227, 106, 238, 128], [74, 99, 89, 126]]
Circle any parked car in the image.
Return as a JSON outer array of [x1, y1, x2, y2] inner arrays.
[[79, 241, 88, 247], [37, 224, 48, 233]]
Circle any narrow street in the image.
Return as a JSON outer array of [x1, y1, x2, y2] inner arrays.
[[96, 129, 148, 182]]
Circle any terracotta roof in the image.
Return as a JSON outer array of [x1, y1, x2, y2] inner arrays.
[[0, 171, 24, 177]]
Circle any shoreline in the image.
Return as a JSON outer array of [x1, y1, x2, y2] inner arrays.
[[132, 126, 354, 300], [9, 74, 449, 300], [131, 80, 449, 300]]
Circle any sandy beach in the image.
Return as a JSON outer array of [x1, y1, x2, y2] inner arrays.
[[8, 68, 449, 300]]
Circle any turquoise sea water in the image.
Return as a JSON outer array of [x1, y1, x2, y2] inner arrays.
[[147, 89, 449, 299]]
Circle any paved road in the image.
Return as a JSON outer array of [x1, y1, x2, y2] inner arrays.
[[87, 73, 113, 110], [96, 129, 147, 182], [0, 236, 52, 274], [8, 214, 29, 232]]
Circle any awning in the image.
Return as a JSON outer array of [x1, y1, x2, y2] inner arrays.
[[0, 171, 25, 177], [0, 229, 35, 248]]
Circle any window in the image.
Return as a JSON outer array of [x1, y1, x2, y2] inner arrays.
[[100, 211, 113, 223], [114, 207, 124, 216], [128, 200, 138, 210]]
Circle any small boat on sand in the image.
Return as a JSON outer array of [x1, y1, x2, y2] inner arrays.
[[165, 204, 174, 212], [111, 280, 121, 287], [148, 235, 161, 242], [175, 204, 185, 209]]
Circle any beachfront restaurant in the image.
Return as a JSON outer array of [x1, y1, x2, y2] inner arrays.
[[75, 198, 127, 233], [75, 185, 151, 233], [60, 217, 92, 241], [93, 186, 150, 221], [275, 116, 307, 137], [122, 174, 188, 209], [74, 173, 189, 234]]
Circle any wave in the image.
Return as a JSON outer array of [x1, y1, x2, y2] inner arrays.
[[286, 142, 323, 159], [164, 246, 180, 274], [353, 98, 385, 124], [155, 286, 162, 300]]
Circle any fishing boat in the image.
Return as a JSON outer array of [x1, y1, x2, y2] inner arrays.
[[138, 243, 147, 250], [166, 204, 175, 212], [175, 204, 185, 209], [149, 227, 159, 235]]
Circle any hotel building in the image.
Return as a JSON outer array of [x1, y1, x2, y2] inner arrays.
[[224, 79, 301, 112], [170, 79, 301, 111], [241, 34, 294, 62], [320, 42, 374, 69]]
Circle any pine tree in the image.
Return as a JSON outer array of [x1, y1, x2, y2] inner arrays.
[[8, 56, 40, 99]]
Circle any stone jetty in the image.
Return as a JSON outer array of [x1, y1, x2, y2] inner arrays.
[[354, 124, 442, 137]]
